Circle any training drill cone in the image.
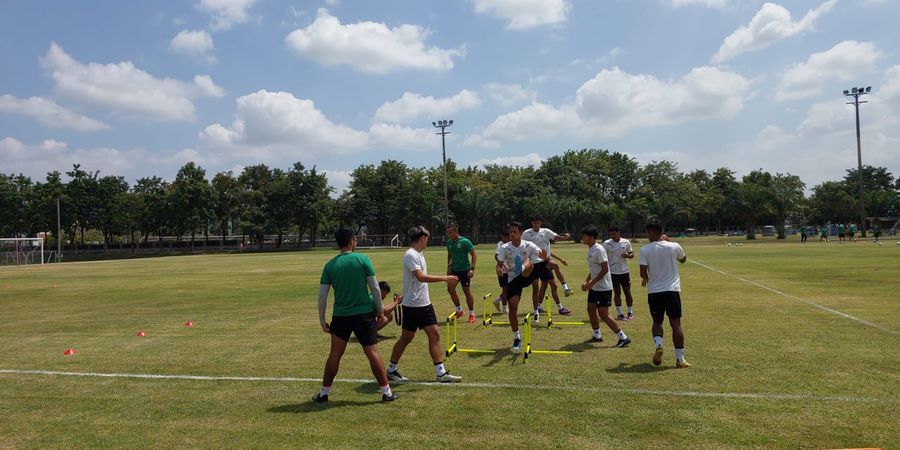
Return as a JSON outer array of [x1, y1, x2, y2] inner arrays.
[[184, 321, 194, 327], [63, 349, 77, 356], [137, 330, 147, 337]]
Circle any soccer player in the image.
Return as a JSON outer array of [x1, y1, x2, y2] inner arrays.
[[837, 223, 845, 243], [849, 223, 857, 242], [314, 227, 398, 403], [639, 219, 691, 368], [819, 225, 828, 242], [522, 215, 573, 321], [581, 225, 631, 347], [387, 226, 462, 383], [496, 222, 546, 351], [373, 281, 402, 338], [493, 230, 511, 314], [445, 223, 478, 323], [872, 223, 881, 242], [603, 226, 635, 321], [799, 225, 808, 244]]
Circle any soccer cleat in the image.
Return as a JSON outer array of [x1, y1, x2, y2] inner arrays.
[[537, 304, 547, 313], [627, 313, 634, 321], [501, 305, 508, 314], [437, 372, 462, 383], [653, 347, 664, 366], [585, 336, 603, 343], [312, 393, 329, 403], [454, 309, 464, 319], [615, 337, 631, 348], [468, 313, 476, 324], [533, 312, 540, 323], [558, 306, 573, 316], [382, 392, 400, 402], [512, 338, 522, 352], [387, 370, 408, 383], [564, 287, 574, 297], [493, 297, 501, 312], [616, 313, 626, 321], [676, 360, 692, 369]]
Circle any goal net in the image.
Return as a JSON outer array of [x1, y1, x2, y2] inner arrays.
[[1, 238, 45, 266]]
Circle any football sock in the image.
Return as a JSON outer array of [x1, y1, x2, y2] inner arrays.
[[388, 361, 398, 373], [380, 384, 393, 396], [435, 362, 447, 377], [319, 385, 331, 397], [562, 283, 570, 290], [514, 330, 521, 340], [616, 330, 627, 339], [455, 305, 463, 312], [616, 306, 623, 315], [537, 302, 544, 310], [469, 309, 475, 316], [675, 348, 685, 362], [653, 335, 664, 348], [627, 307, 633, 315], [593, 328, 601, 339], [557, 303, 565, 311]]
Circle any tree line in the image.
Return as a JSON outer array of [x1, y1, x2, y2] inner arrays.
[[1, 149, 897, 252]]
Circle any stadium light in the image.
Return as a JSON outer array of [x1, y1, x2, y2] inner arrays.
[[433, 119, 454, 233], [844, 85, 872, 237]]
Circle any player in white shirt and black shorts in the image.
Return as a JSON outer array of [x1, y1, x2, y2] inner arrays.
[[496, 222, 546, 352], [521, 215, 573, 321], [603, 226, 635, 321], [638, 219, 691, 368], [581, 225, 631, 347], [493, 230, 511, 313], [386, 226, 463, 383]]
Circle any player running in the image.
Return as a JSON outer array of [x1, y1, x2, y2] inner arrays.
[[314, 227, 398, 403], [522, 215, 573, 321], [639, 219, 691, 369], [581, 225, 631, 347], [603, 226, 635, 321], [387, 226, 462, 383], [445, 223, 478, 323], [496, 222, 546, 352], [493, 230, 511, 314]]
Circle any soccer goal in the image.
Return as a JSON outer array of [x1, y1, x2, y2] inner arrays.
[[0, 238, 45, 266], [356, 234, 402, 249]]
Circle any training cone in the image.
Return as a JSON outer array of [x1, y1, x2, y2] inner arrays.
[[52, 284, 58, 288], [63, 348, 77, 356], [4, 284, 9, 289], [137, 330, 147, 337], [184, 321, 194, 327]]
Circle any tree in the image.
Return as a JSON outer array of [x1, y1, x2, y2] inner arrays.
[[211, 171, 241, 247], [238, 164, 274, 249], [64, 164, 100, 251], [94, 175, 129, 249], [134, 177, 170, 245], [172, 162, 212, 252], [734, 170, 775, 240], [770, 173, 805, 239]]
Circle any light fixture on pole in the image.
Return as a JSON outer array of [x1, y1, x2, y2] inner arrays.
[[433, 119, 453, 233], [843, 86, 871, 237]]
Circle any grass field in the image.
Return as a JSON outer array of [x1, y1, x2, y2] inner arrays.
[[1, 236, 898, 449]]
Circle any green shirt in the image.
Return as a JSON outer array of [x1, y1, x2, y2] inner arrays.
[[320, 252, 376, 317], [850, 224, 857, 233], [446, 237, 474, 272], [837, 225, 845, 233]]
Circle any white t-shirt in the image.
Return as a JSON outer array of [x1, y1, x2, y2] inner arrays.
[[498, 240, 542, 283], [638, 240, 686, 294], [402, 248, 431, 307], [587, 243, 612, 291], [495, 240, 508, 274], [603, 238, 633, 275], [521, 227, 557, 260]]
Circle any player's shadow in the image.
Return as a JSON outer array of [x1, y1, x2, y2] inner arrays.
[[606, 362, 674, 373], [268, 400, 379, 413], [465, 348, 523, 367]]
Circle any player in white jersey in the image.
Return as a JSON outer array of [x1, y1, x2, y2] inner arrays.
[[581, 225, 631, 347], [638, 219, 691, 368], [386, 226, 463, 383], [495, 222, 546, 351], [521, 215, 573, 321], [493, 230, 511, 313], [603, 226, 635, 321]]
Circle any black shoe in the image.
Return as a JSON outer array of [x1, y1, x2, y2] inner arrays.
[[382, 392, 400, 402], [615, 337, 631, 348], [312, 393, 329, 403], [585, 336, 603, 343]]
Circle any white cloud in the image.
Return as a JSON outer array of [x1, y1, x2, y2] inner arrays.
[[776, 41, 880, 101], [470, 152, 544, 168], [470, 102, 578, 148], [483, 83, 536, 108], [0, 95, 109, 132], [876, 65, 900, 104], [323, 169, 352, 196], [0, 137, 148, 179], [373, 90, 481, 124], [470, 0, 571, 30], [670, 0, 730, 7], [712, 0, 838, 63], [285, 9, 464, 74], [367, 123, 435, 150], [169, 30, 216, 62], [40, 42, 224, 121], [198, 0, 258, 31]]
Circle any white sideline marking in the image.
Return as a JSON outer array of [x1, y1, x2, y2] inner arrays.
[[690, 260, 900, 336], [0, 369, 891, 403]]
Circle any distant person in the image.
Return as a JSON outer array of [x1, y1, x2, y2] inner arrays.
[[314, 227, 397, 403], [493, 230, 511, 314], [819, 226, 828, 242], [581, 225, 631, 347], [373, 281, 402, 339], [603, 226, 635, 320], [873, 223, 881, 242], [445, 223, 478, 323], [837, 223, 845, 243], [639, 219, 691, 368], [799, 225, 808, 244], [522, 215, 574, 322], [496, 221, 546, 351], [387, 226, 462, 383], [849, 223, 858, 242]]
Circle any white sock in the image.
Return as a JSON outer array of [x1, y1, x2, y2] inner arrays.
[[388, 361, 398, 373], [469, 309, 475, 316], [616, 306, 623, 315], [435, 362, 446, 377], [557, 303, 565, 311], [593, 328, 601, 339], [319, 386, 331, 396], [653, 336, 664, 348], [455, 305, 463, 312], [380, 384, 392, 396], [537, 302, 544, 310], [562, 283, 569, 290], [513, 329, 521, 340], [616, 330, 627, 339], [627, 307, 633, 315], [675, 348, 685, 362]]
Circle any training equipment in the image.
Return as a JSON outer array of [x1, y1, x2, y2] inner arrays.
[[137, 330, 146, 337], [543, 295, 585, 328], [1, 237, 45, 266], [445, 312, 495, 358], [184, 321, 194, 327], [522, 313, 573, 363], [482, 293, 510, 326], [63, 349, 77, 356]]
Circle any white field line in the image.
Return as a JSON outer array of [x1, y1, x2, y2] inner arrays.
[[0, 368, 893, 404], [690, 260, 900, 337]]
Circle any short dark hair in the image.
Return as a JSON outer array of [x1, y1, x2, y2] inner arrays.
[[530, 214, 544, 222], [500, 230, 510, 237], [407, 226, 430, 243], [644, 219, 663, 233], [581, 224, 599, 238], [508, 221, 523, 232], [378, 281, 391, 293], [608, 226, 620, 233], [447, 222, 458, 230], [335, 227, 354, 247]]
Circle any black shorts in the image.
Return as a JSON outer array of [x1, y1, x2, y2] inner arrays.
[[648, 291, 682, 319], [452, 269, 471, 287], [533, 261, 554, 281], [587, 290, 612, 307], [400, 304, 438, 332], [506, 274, 533, 300], [330, 313, 378, 347], [611, 273, 631, 288], [497, 274, 508, 287]]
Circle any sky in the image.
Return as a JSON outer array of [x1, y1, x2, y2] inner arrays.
[[1, 0, 898, 195]]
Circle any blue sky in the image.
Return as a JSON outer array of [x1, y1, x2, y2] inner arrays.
[[1, 0, 898, 194]]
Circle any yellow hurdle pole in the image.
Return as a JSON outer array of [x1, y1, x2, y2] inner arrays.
[[482, 293, 492, 326], [445, 313, 456, 357], [545, 294, 553, 327], [523, 313, 532, 362]]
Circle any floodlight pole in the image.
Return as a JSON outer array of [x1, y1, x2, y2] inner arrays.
[[844, 87, 870, 237], [433, 120, 453, 234], [56, 197, 61, 262]]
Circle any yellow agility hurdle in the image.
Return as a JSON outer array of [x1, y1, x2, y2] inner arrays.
[[445, 312, 496, 358], [481, 293, 510, 326], [522, 312, 573, 363], [543, 294, 586, 328]]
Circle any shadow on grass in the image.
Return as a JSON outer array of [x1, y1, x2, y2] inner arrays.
[[605, 362, 674, 373], [462, 347, 524, 367], [268, 400, 381, 413]]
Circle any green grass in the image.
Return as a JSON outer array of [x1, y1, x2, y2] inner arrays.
[[1, 236, 898, 449]]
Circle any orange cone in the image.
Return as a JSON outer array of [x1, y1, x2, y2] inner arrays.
[[63, 348, 77, 355], [184, 321, 194, 327], [137, 330, 147, 337], [52, 284, 58, 288], [4, 284, 9, 289]]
